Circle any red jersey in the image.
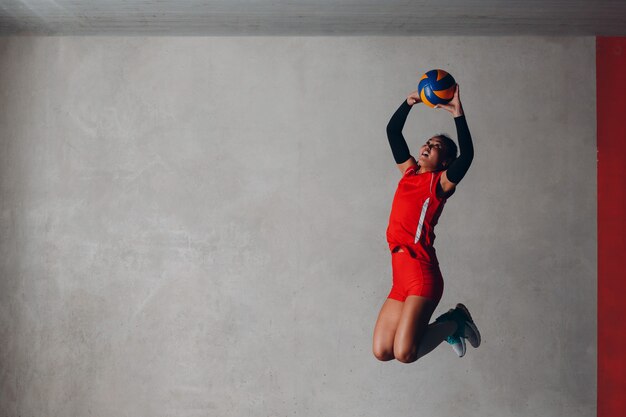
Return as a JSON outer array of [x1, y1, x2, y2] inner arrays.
[[386, 166, 448, 264]]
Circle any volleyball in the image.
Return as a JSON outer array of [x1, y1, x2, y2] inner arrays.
[[417, 69, 456, 108]]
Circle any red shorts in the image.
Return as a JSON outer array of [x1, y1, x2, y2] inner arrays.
[[387, 250, 444, 304]]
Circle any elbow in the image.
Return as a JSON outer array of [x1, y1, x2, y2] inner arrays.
[[386, 128, 398, 143], [386, 122, 400, 136], [461, 150, 474, 163]]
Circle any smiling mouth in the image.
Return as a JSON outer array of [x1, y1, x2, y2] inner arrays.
[[421, 151, 430, 157]]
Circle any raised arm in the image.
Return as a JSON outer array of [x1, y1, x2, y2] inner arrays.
[[436, 85, 474, 195], [446, 115, 474, 184], [386, 91, 421, 174]]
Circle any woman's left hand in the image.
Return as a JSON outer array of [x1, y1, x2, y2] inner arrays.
[[435, 84, 464, 117]]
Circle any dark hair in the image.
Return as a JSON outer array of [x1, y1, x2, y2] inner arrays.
[[435, 134, 458, 167]]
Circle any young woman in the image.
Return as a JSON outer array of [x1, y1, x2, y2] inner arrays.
[[372, 85, 481, 363]]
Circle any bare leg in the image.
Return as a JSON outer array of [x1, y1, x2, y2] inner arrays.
[[393, 295, 436, 363], [393, 295, 457, 363], [372, 298, 404, 361]]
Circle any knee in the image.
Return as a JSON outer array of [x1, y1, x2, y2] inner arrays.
[[373, 346, 395, 362], [394, 347, 418, 364]]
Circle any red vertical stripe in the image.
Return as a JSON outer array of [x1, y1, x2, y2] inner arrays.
[[597, 37, 626, 417]]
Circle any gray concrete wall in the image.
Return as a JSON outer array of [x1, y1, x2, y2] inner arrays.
[[0, 37, 596, 417]]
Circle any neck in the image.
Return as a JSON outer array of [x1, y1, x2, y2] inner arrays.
[[417, 165, 439, 174]]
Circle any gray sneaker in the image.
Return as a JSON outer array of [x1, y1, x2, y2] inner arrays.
[[446, 333, 466, 357], [434, 304, 481, 349], [435, 308, 465, 357], [454, 303, 481, 348]]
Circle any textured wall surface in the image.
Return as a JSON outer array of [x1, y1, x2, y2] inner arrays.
[[1, 0, 626, 35], [0, 37, 596, 417]]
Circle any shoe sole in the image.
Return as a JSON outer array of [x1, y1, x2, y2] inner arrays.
[[448, 334, 466, 357], [458, 336, 466, 357], [456, 303, 481, 348]]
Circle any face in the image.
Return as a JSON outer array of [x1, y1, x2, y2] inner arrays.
[[417, 136, 448, 170]]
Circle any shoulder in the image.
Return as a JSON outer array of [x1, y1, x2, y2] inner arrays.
[[397, 157, 417, 175]]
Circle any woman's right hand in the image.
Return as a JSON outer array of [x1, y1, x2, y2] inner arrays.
[[434, 84, 463, 117], [407, 90, 421, 106]]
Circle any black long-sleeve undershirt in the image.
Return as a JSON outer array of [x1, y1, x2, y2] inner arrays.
[[386, 100, 413, 164], [386, 100, 474, 184], [446, 114, 474, 184]]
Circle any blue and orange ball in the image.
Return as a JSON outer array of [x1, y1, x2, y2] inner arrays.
[[417, 69, 456, 108]]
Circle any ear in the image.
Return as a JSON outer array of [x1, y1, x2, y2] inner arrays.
[[443, 155, 456, 168]]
